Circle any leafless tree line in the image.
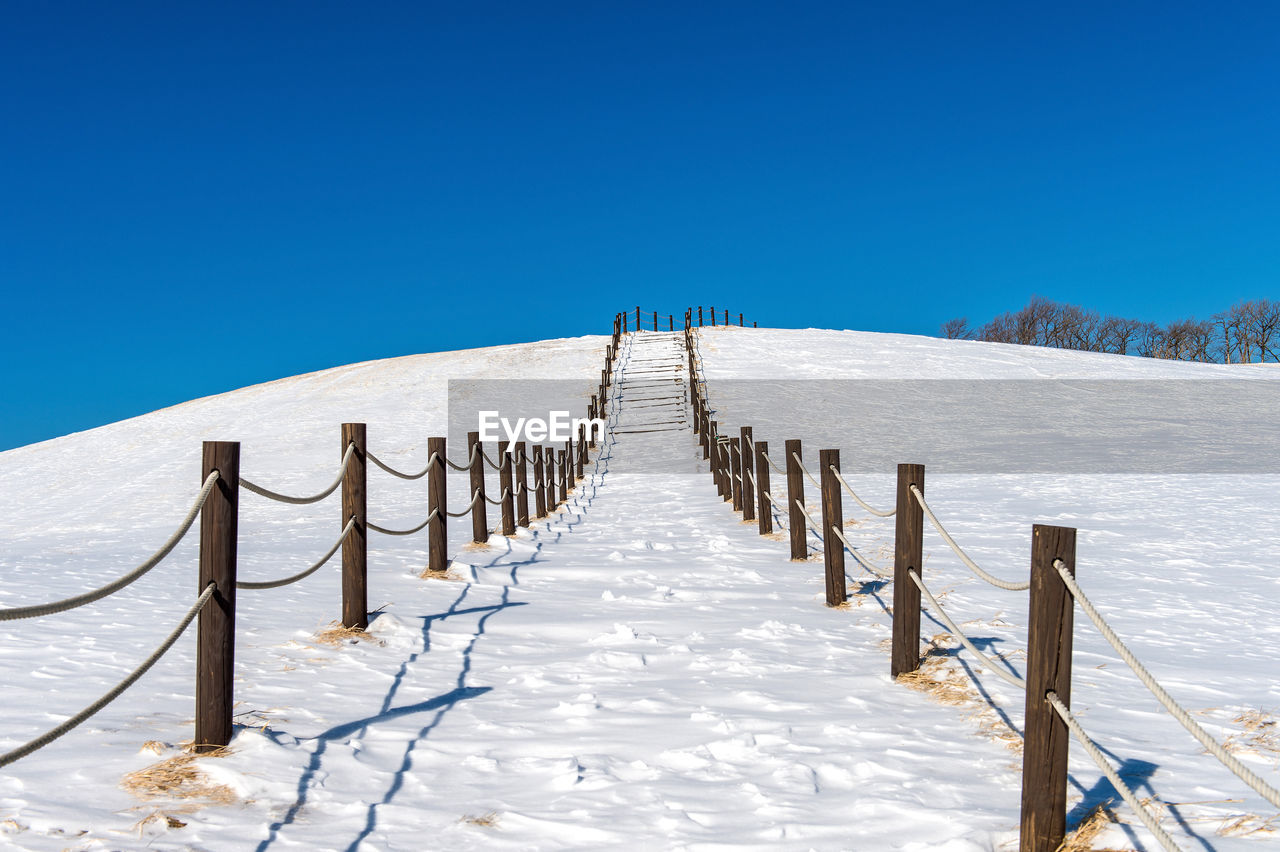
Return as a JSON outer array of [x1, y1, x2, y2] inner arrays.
[[942, 297, 1280, 363]]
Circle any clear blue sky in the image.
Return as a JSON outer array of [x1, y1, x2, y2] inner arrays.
[[3, 1, 1278, 450]]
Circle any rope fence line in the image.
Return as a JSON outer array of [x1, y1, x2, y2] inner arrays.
[[830, 467, 896, 518], [0, 583, 216, 770], [905, 569, 1027, 690], [241, 443, 355, 505], [911, 485, 1030, 592], [236, 517, 357, 591], [0, 471, 221, 622], [445, 490, 483, 518], [678, 313, 1280, 851], [1054, 559, 1280, 809], [1046, 691, 1182, 852]]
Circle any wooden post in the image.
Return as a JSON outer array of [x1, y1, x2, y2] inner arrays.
[[498, 440, 515, 535], [468, 431, 488, 544], [576, 424, 586, 478], [1020, 525, 1077, 852], [820, 449, 846, 606], [891, 463, 925, 677], [622, 311, 628, 333], [558, 448, 568, 504], [700, 411, 710, 459], [669, 315, 674, 331], [724, 308, 728, 325], [636, 305, 640, 330], [711, 305, 716, 326], [590, 395, 599, 447], [532, 445, 546, 517], [653, 310, 658, 331], [709, 421, 723, 496], [785, 439, 806, 560], [698, 305, 703, 327], [720, 438, 732, 503], [514, 441, 530, 527], [340, 423, 367, 628], [427, 437, 447, 573], [740, 427, 755, 522], [739, 312, 743, 327], [196, 440, 239, 751], [754, 440, 772, 535], [729, 437, 743, 511]]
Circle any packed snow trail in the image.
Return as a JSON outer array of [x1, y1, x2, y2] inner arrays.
[[232, 332, 1024, 851]]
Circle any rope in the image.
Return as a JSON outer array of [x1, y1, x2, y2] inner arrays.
[[1045, 692, 1183, 852], [911, 486, 1029, 591], [906, 569, 1026, 689], [0, 583, 216, 769], [792, 453, 821, 490], [236, 517, 356, 590], [444, 446, 478, 472], [760, 452, 787, 475], [241, 443, 356, 505], [761, 491, 790, 530], [482, 488, 510, 506], [481, 448, 504, 470], [367, 450, 428, 480], [830, 467, 896, 518], [828, 525, 893, 580], [445, 491, 483, 518], [1054, 560, 1280, 808], [368, 508, 438, 537], [795, 500, 824, 541], [0, 471, 220, 622]]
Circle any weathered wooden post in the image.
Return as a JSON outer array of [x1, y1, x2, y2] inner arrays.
[[515, 441, 530, 527], [427, 437, 447, 573], [1020, 525, 1077, 852], [341, 423, 367, 628], [720, 438, 732, 503], [785, 439, 807, 560], [711, 305, 716, 326], [669, 315, 674, 331], [820, 449, 846, 606], [558, 448, 568, 504], [576, 423, 587, 478], [739, 312, 743, 327], [196, 440, 239, 751], [891, 463, 925, 676], [653, 310, 658, 331], [468, 431, 488, 544], [636, 305, 641, 330], [753, 321, 757, 328], [623, 311, 628, 333], [590, 395, 599, 448], [498, 440, 515, 535], [533, 445, 547, 518], [698, 305, 703, 327], [709, 421, 724, 496], [729, 437, 743, 511], [754, 439, 772, 535], [723, 308, 728, 325], [740, 427, 755, 522], [701, 411, 711, 459]]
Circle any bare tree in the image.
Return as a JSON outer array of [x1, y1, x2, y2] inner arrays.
[[940, 317, 975, 339]]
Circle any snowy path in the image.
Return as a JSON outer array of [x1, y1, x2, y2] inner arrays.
[[228, 332, 1023, 851]]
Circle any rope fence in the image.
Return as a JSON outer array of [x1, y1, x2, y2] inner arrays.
[[680, 318, 1280, 852]]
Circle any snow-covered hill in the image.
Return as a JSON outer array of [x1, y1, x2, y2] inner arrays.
[[1, 328, 1277, 851]]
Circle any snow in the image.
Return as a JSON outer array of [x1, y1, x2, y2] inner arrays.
[[1, 327, 1278, 850]]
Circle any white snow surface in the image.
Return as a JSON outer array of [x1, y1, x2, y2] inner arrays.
[[1, 327, 1278, 851]]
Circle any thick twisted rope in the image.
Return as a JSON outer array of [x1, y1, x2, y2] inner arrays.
[[482, 488, 510, 506], [236, 517, 356, 590], [1054, 560, 1280, 808], [828, 525, 893, 580], [906, 569, 1026, 689], [911, 486, 1029, 591], [444, 446, 478, 472], [241, 443, 355, 505], [759, 452, 787, 475], [445, 490, 483, 518], [0, 583, 216, 769], [368, 509, 438, 537], [1046, 692, 1182, 851], [792, 453, 821, 490], [481, 448, 504, 470], [795, 500, 824, 541], [0, 471, 220, 622], [367, 450, 429, 481], [830, 467, 896, 517]]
